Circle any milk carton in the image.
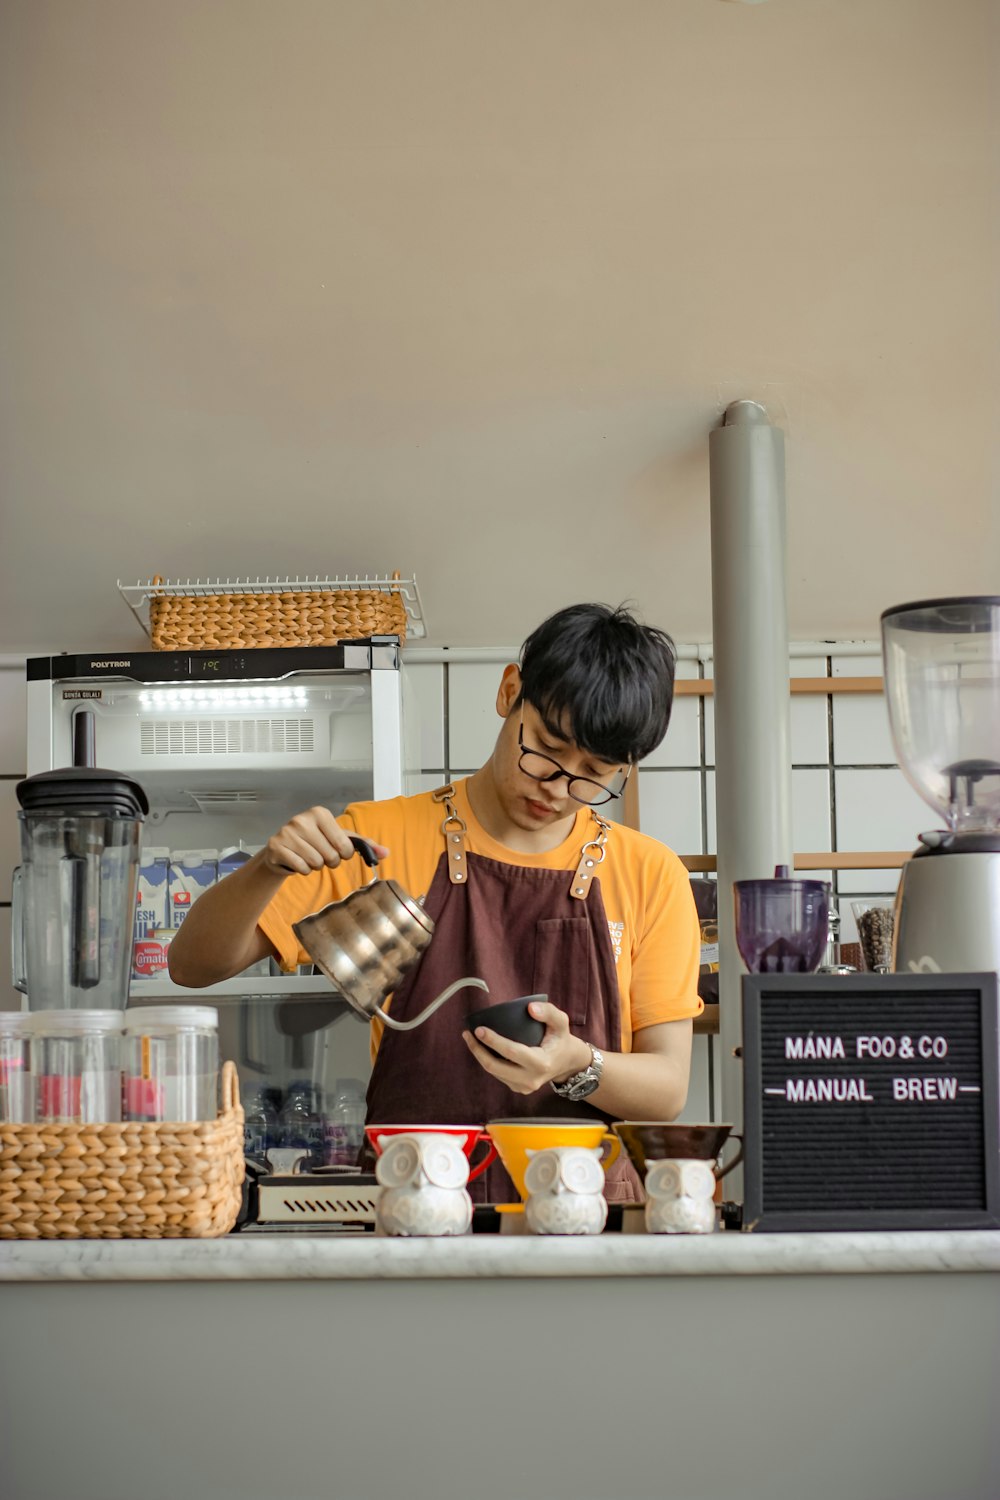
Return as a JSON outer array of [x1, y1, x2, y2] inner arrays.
[[133, 847, 171, 978], [168, 850, 218, 927], [218, 845, 253, 882]]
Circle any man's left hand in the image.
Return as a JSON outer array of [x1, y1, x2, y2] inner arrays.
[[462, 1000, 592, 1095]]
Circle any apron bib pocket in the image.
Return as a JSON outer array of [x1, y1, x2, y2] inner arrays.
[[532, 917, 594, 1028]]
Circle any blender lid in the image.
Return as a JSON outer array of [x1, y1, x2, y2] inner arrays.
[[733, 863, 831, 894], [881, 596, 1000, 631], [16, 767, 149, 819]]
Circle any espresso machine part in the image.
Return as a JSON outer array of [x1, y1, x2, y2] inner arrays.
[[881, 596, 1000, 975], [13, 767, 149, 1010], [286, 835, 488, 1032]]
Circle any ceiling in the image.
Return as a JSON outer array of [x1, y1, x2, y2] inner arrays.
[[1, 0, 998, 653]]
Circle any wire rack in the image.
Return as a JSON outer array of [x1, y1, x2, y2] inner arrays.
[[117, 574, 426, 641]]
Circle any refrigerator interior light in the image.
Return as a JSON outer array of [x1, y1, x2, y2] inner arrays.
[[138, 686, 309, 710]]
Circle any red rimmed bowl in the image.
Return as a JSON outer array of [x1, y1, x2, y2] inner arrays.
[[364, 1123, 497, 1183]]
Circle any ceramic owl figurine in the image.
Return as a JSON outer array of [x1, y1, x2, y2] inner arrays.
[[643, 1157, 717, 1235], [374, 1132, 473, 1237], [523, 1146, 608, 1236]]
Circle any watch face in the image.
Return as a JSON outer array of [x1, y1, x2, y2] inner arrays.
[[567, 1069, 599, 1099]]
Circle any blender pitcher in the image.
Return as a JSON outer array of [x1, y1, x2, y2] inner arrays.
[[12, 768, 149, 1010], [881, 595, 1000, 975]]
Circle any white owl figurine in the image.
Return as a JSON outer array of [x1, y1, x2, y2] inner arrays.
[[523, 1146, 608, 1236], [374, 1133, 473, 1237], [643, 1157, 717, 1235]]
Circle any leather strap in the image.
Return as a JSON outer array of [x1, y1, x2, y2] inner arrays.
[[432, 784, 468, 884], [570, 811, 612, 901], [432, 785, 611, 897]]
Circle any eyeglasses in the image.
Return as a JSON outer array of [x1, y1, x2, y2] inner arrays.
[[517, 708, 631, 807]]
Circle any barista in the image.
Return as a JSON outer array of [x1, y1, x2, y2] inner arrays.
[[168, 602, 703, 1202]]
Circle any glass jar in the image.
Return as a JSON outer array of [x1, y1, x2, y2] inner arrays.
[[122, 1005, 219, 1122], [0, 1011, 33, 1123], [27, 1009, 124, 1123]]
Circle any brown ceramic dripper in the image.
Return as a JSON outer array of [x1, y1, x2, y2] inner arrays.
[[279, 835, 487, 1036], [612, 1122, 744, 1182]]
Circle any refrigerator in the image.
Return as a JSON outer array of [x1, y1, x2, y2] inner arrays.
[[24, 638, 419, 1137]]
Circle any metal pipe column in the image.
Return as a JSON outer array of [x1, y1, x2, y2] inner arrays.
[[709, 400, 794, 1197]]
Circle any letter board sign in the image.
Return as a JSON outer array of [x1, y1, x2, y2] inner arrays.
[[741, 972, 1000, 1231]]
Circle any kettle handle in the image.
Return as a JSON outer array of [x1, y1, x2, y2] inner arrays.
[[274, 831, 381, 878], [348, 834, 381, 869]]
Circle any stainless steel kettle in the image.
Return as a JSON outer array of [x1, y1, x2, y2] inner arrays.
[[288, 835, 488, 1032]]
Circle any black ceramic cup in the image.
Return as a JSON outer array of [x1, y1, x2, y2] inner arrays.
[[463, 994, 547, 1053]]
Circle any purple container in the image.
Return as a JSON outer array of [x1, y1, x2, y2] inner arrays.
[[733, 866, 831, 974]]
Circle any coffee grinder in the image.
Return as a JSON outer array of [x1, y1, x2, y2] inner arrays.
[[881, 596, 1000, 975]]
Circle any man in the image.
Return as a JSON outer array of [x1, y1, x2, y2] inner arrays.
[[168, 602, 703, 1201]]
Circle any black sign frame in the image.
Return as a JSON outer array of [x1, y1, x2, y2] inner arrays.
[[742, 972, 1000, 1232]]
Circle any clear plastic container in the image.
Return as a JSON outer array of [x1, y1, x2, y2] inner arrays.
[[27, 1009, 124, 1123], [0, 1012, 33, 1123], [322, 1078, 367, 1168], [122, 1005, 219, 1122]]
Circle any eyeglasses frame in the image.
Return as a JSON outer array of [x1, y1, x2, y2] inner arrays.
[[516, 706, 632, 806]]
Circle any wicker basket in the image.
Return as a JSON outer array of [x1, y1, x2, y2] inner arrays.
[[149, 588, 408, 650], [0, 1061, 245, 1240]]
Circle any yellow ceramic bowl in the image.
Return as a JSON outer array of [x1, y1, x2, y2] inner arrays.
[[486, 1117, 620, 1201]]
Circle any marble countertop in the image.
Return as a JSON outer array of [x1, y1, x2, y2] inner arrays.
[[2, 1228, 998, 1283]]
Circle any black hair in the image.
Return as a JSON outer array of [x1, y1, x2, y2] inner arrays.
[[517, 602, 677, 765]]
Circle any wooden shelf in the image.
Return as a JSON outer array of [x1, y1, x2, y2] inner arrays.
[[681, 851, 911, 873], [674, 676, 883, 696]]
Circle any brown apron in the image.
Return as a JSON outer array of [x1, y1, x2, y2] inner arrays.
[[365, 798, 644, 1205]]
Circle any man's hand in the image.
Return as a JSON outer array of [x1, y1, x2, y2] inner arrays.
[[462, 1000, 592, 1096], [260, 808, 389, 878]]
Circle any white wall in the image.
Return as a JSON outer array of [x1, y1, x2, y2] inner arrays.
[[1, 1, 997, 653]]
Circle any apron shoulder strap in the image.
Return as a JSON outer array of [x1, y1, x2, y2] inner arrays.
[[430, 785, 612, 898], [432, 783, 468, 885], [569, 811, 612, 901]]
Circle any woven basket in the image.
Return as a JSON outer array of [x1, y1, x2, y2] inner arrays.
[[149, 588, 408, 650], [0, 1061, 245, 1240]]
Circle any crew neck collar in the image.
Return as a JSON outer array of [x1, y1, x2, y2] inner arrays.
[[451, 777, 591, 863]]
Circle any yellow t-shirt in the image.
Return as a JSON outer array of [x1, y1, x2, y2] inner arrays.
[[258, 778, 703, 1057]]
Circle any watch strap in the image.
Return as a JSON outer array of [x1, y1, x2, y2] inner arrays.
[[551, 1044, 604, 1100]]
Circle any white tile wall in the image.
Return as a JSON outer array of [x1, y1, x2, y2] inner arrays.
[[834, 767, 927, 861], [832, 692, 897, 766], [635, 770, 703, 859], [409, 773, 452, 796], [705, 768, 832, 856], [703, 656, 831, 767], [447, 662, 506, 770], [404, 662, 445, 770], [643, 660, 702, 768], [831, 653, 882, 677], [837, 866, 902, 903]]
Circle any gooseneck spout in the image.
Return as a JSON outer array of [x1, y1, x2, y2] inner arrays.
[[377, 977, 489, 1032]]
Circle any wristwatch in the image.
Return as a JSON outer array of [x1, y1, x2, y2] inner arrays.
[[551, 1045, 604, 1101]]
